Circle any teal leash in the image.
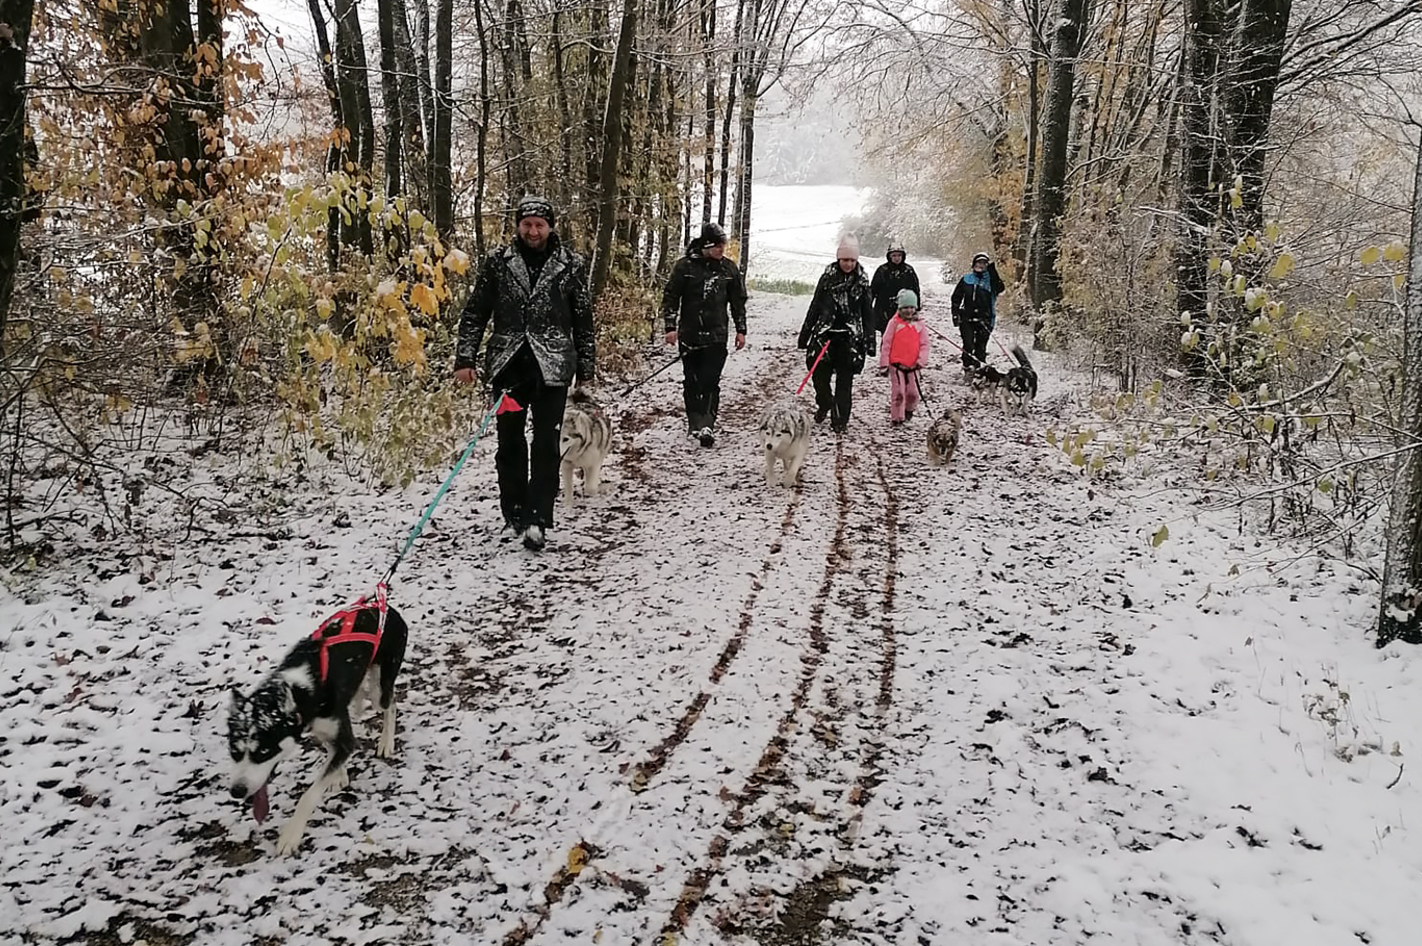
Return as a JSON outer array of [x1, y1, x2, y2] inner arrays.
[[379, 390, 507, 587]]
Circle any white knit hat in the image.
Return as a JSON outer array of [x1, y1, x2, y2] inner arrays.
[[836, 233, 860, 261]]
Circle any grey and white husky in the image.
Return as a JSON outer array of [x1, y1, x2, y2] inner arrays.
[[227, 601, 408, 855], [759, 402, 812, 487], [560, 387, 613, 505]]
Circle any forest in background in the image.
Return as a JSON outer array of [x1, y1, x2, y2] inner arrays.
[[5, 0, 1422, 644]]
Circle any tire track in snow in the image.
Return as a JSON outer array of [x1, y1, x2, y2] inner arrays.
[[678, 428, 903, 939], [656, 435, 851, 938], [498, 333, 817, 944]]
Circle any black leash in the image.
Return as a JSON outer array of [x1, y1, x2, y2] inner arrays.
[[620, 352, 682, 399], [907, 366, 937, 422]]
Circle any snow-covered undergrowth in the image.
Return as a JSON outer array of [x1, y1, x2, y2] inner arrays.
[[2, 289, 1419, 946]]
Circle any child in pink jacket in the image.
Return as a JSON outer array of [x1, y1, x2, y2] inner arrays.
[[879, 289, 931, 424]]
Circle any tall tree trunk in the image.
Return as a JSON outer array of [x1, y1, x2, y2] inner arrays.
[[430, 0, 454, 239], [472, 0, 490, 255], [551, 6, 575, 205], [585, 0, 608, 231], [1376, 133, 1422, 649], [0, 0, 35, 350], [1017, 0, 1043, 282], [412, 0, 435, 139], [719, 0, 745, 227], [334, 0, 376, 255], [1028, 0, 1092, 312], [591, 0, 639, 298], [700, 0, 716, 226], [501, 0, 532, 191], [392, 0, 428, 212], [735, 85, 759, 276], [377, 0, 404, 205], [1223, 0, 1292, 236], [307, 0, 345, 269], [1176, 0, 1223, 370]]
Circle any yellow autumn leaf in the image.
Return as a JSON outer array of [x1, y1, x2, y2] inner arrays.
[[1267, 253, 1295, 279], [444, 247, 471, 275], [315, 297, 334, 320], [1383, 241, 1406, 262], [1151, 525, 1169, 548], [1394, 273, 1406, 290], [1264, 222, 1280, 244], [567, 843, 589, 877], [1361, 245, 1382, 266], [410, 282, 439, 315]]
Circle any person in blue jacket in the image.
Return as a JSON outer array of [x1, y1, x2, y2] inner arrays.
[[950, 252, 1006, 373]]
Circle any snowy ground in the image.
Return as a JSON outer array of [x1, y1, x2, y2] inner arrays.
[[3, 295, 1421, 946]]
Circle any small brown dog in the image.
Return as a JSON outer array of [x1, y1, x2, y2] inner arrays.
[[926, 410, 963, 466]]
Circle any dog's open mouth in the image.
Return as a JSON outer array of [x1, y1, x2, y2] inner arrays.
[[251, 784, 270, 824]]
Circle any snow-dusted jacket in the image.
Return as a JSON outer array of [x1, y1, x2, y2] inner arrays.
[[880, 313, 931, 370], [870, 256, 922, 331], [798, 262, 875, 371], [951, 265, 1006, 328], [660, 239, 749, 349], [455, 233, 596, 385]]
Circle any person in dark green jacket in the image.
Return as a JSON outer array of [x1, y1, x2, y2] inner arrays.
[[661, 222, 748, 448]]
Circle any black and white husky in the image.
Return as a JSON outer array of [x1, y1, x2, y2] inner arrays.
[[1003, 345, 1039, 415], [759, 402, 811, 487], [227, 600, 408, 855], [968, 363, 1006, 406], [560, 387, 613, 505]]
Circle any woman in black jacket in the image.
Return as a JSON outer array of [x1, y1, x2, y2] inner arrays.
[[797, 234, 876, 434]]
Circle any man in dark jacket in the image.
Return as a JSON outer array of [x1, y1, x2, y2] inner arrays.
[[453, 195, 595, 552], [797, 234, 875, 434], [950, 251, 1006, 373], [662, 222, 748, 448], [869, 239, 921, 344]]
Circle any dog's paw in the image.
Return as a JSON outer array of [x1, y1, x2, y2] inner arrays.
[[329, 765, 350, 791], [376, 734, 396, 759], [275, 823, 306, 856]]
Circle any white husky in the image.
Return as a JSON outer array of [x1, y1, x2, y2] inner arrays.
[[759, 402, 812, 487], [560, 387, 613, 505]]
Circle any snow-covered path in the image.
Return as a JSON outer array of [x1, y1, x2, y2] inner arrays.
[[2, 293, 1420, 946]]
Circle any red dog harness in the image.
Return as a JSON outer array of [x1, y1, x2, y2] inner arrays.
[[311, 582, 389, 683]]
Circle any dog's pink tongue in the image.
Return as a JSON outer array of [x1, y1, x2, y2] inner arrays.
[[251, 785, 269, 824]]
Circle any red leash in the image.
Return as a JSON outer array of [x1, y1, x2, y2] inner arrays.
[[796, 339, 833, 394]]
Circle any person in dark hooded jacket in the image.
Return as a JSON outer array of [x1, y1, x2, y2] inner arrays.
[[870, 239, 921, 340], [454, 195, 595, 552], [950, 251, 1006, 372], [662, 222, 748, 447], [797, 234, 875, 434]]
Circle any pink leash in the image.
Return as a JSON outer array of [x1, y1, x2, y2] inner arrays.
[[796, 339, 833, 395]]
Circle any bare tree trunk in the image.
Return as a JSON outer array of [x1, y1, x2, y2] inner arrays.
[[1223, 0, 1292, 236], [334, 0, 376, 256], [1377, 132, 1422, 649], [306, 0, 345, 269], [1176, 0, 1223, 372], [392, 0, 428, 212], [700, 0, 716, 225], [430, 0, 454, 238], [412, 0, 435, 138], [377, 0, 404, 205], [0, 0, 36, 349], [719, 0, 745, 227], [1017, 0, 1043, 283], [1028, 0, 1092, 310], [591, 0, 640, 298], [735, 86, 758, 276]]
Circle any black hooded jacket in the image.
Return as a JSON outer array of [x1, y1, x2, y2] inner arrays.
[[661, 238, 749, 349], [870, 251, 921, 331]]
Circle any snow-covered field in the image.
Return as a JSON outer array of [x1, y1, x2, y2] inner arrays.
[[2, 288, 1420, 945], [749, 185, 949, 306]]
